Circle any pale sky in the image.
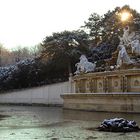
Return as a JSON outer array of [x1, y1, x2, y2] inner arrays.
[[0, 0, 139, 50]]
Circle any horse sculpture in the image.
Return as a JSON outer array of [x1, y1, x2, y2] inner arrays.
[[75, 55, 96, 74]]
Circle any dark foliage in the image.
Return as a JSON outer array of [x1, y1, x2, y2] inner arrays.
[[41, 30, 90, 74]]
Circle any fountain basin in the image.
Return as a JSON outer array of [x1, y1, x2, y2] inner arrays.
[[61, 93, 140, 113]]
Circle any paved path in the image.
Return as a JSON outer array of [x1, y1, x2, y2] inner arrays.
[[0, 105, 140, 140]]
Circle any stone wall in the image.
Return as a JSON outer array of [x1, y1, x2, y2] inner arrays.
[[0, 81, 70, 105], [61, 93, 140, 113]]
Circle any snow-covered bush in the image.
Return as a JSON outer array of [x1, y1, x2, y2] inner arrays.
[[0, 58, 68, 92]]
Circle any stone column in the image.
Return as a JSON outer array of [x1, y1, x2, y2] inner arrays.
[[103, 76, 108, 93], [123, 75, 128, 92], [69, 73, 73, 93], [120, 75, 128, 92]]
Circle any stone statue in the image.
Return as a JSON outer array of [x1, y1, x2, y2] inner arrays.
[[117, 44, 133, 67], [119, 26, 135, 46], [75, 55, 96, 74], [131, 35, 140, 55]]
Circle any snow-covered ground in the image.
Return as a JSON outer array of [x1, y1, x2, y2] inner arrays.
[[0, 105, 140, 140]]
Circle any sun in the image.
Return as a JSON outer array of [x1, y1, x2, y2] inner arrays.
[[120, 11, 131, 22]]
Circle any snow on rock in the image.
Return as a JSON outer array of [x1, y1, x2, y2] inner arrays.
[[98, 118, 140, 132]]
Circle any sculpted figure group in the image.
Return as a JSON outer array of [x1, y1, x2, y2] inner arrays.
[[117, 26, 140, 68], [75, 55, 96, 74], [75, 26, 140, 74]]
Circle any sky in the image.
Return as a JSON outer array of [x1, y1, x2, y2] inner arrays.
[[0, 0, 139, 50]]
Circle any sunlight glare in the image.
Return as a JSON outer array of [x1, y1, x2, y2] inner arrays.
[[121, 11, 131, 21]]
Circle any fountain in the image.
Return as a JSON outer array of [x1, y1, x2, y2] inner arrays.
[[61, 24, 140, 113]]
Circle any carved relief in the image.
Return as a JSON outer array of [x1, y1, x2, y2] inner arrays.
[[85, 80, 90, 92], [124, 76, 128, 92], [89, 79, 94, 93], [97, 79, 104, 92], [114, 81, 119, 87], [120, 76, 123, 91], [93, 79, 97, 93], [75, 80, 80, 93], [103, 77, 109, 92], [134, 80, 140, 86], [73, 70, 140, 93], [79, 79, 86, 93], [99, 82, 102, 88]]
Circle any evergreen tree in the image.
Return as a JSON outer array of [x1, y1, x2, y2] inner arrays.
[[41, 30, 89, 74], [83, 5, 140, 61]]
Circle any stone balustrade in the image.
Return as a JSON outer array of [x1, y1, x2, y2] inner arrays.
[[73, 69, 140, 93]]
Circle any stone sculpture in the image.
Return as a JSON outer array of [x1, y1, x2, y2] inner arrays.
[[116, 25, 140, 68], [131, 35, 140, 55], [75, 55, 96, 74], [117, 44, 133, 67], [120, 26, 135, 46]]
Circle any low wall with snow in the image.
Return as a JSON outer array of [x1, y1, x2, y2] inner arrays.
[[0, 81, 71, 105]]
